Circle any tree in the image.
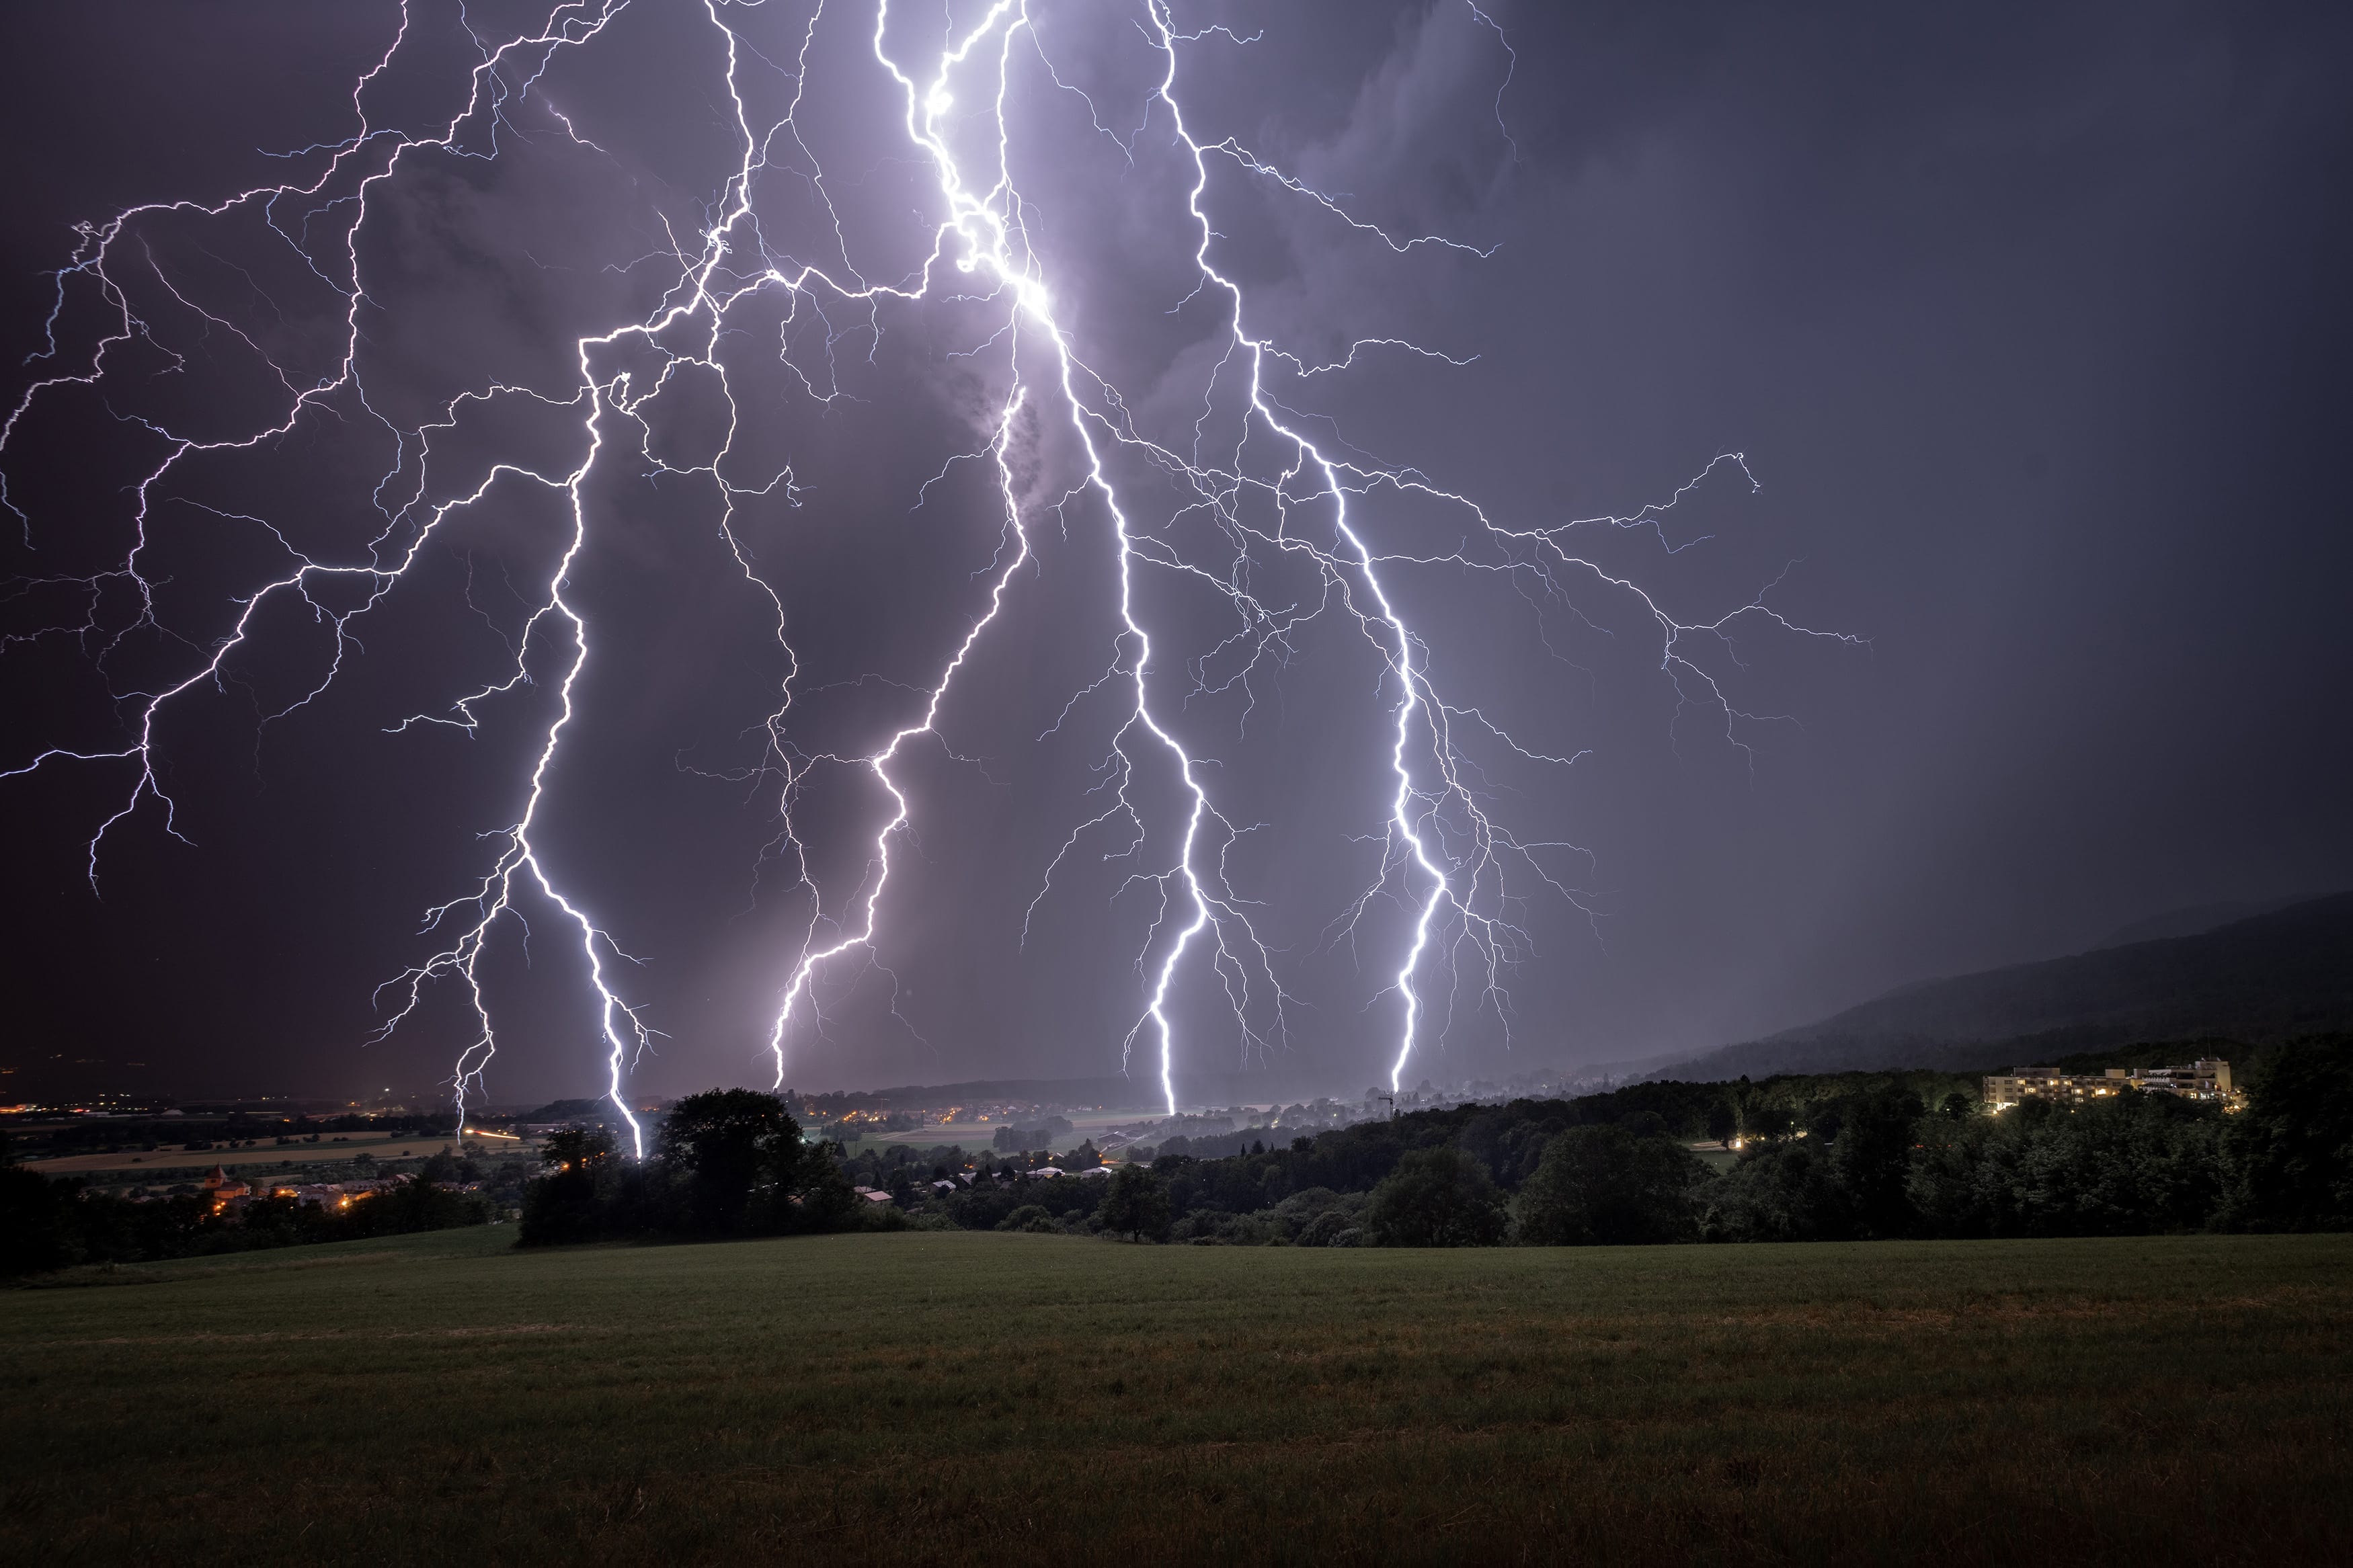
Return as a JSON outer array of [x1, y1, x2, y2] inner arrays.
[[0, 1165, 75, 1277], [520, 1125, 619, 1245], [656, 1089, 809, 1235], [1705, 1100, 1739, 1147], [793, 1140, 860, 1233], [1829, 1085, 1925, 1239], [1514, 1124, 1708, 1245], [2225, 1036, 2353, 1231], [541, 1126, 613, 1173], [1364, 1147, 1507, 1247], [1702, 1143, 1849, 1242], [371, 1176, 488, 1235], [1743, 1100, 1796, 1143], [1095, 1163, 1172, 1242]]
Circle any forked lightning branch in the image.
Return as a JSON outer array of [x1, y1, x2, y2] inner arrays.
[[0, 1, 1851, 1149]]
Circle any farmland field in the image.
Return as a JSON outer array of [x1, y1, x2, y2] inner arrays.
[[848, 1106, 1168, 1148], [3, 1229, 2348, 1565], [22, 1131, 520, 1177]]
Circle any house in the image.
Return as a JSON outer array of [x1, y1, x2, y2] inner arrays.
[[200, 1165, 252, 1210], [265, 1180, 381, 1210], [1074, 1165, 1114, 1180], [1027, 1166, 1064, 1178]]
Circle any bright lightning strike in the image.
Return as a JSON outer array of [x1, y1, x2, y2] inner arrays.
[[1, 0, 1854, 1136]]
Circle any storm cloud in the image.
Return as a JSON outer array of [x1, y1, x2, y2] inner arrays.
[[1, 0, 2346, 1106]]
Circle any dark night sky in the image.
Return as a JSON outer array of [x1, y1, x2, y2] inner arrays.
[[3, 0, 2348, 1106]]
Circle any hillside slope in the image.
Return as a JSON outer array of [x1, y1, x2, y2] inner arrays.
[[1662, 891, 2353, 1079], [2091, 893, 2317, 950]]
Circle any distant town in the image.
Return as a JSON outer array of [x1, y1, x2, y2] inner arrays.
[[0, 1065, 1644, 1193], [0, 1054, 2254, 1224]]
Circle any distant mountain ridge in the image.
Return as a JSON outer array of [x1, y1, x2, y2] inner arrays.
[[2090, 893, 2318, 950], [1657, 891, 2353, 1081]]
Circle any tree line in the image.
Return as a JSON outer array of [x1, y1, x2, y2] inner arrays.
[[512, 1037, 2348, 1249], [10, 1038, 2343, 1274], [1104, 1036, 2350, 1246], [1, 1157, 489, 1277]]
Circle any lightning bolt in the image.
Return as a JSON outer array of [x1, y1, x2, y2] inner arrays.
[[1, 0, 1853, 1137]]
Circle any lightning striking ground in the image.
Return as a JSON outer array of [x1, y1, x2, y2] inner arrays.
[[1, 0, 1851, 1130]]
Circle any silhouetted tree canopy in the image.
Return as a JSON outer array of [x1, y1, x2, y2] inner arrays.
[[659, 1089, 811, 1235], [518, 1090, 859, 1244], [1096, 1163, 1172, 1242], [1365, 1147, 1507, 1247], [541, 1126, 613, 1172], [2225, 1038, 2353, 1230], [24, 1039, 2340, 1277], [1514, 1124, 1708, 1245]]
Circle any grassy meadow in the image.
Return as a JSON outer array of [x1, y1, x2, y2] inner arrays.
[[3, 1228, 2348, 1565]]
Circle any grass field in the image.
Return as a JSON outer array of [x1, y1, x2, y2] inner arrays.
[[23, 1131, 497, 1177], [4, 1229, 2348, 1565], [849, 1106, 1168, 1149]]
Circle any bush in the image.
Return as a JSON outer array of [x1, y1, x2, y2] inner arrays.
[[1269, 1187, 1359, 1244], [1295, 1209, 1355, 1247]]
